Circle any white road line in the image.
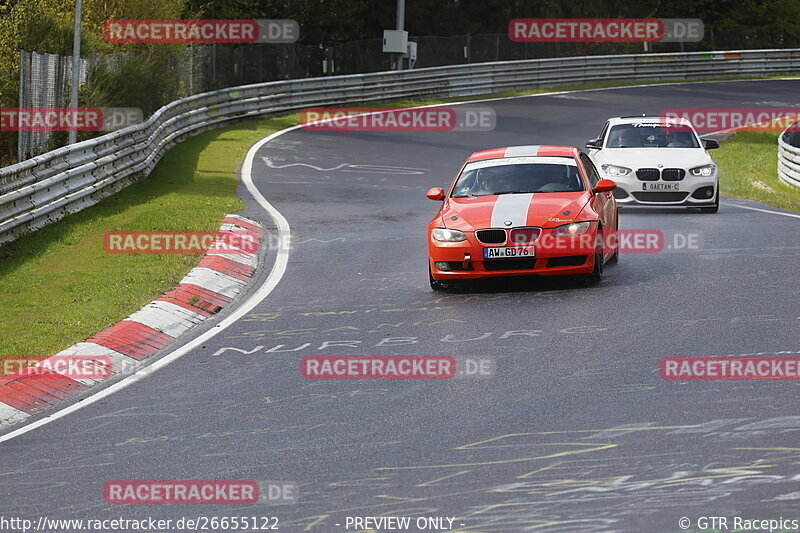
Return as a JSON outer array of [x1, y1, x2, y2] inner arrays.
[[4, 78, 798, 442], [0, 127, 298, 444], [726, 202, 800, 219]]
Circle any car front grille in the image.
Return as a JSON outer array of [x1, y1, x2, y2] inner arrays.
[[630, 191, 690, 203], [636, 168, 686, 181], [636, 168, 660, 181], [508, 227, 541, 244], [483, 258, 538, 271], [476, 229, 506, 244], [661, 168, 686, 181]]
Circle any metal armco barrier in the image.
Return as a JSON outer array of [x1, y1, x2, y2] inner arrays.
[[778, 125, 800, 188], [2, 48, 800, 244]]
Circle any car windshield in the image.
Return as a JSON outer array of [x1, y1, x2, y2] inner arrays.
[[452, 162, 584, 197], [606, 123, 700, 148]]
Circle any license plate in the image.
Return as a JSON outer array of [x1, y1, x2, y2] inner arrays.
[[644, 182, 680, 191], [483, 246, 536, 259]]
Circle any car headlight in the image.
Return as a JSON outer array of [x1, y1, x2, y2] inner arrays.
[[690, 164, 715, 177], [551, 221, 591, 237], [601, 164, 632, 177], [432, 228, 467, 242]]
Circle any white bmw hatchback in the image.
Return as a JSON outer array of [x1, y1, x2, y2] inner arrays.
[[586, 116, 720, 212]]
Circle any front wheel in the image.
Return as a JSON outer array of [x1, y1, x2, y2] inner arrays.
[[584, 250, 604, 286], [699, 189, 719, 213], [429, 264, 447, 291], [607, 223, 620, 264]]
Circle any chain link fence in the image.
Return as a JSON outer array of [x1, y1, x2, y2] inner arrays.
[[17, 50, 87, 161]]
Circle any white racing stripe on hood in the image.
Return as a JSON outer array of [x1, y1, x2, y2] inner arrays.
[[490, 194, 533, 228], [503, 145, 541, 157]]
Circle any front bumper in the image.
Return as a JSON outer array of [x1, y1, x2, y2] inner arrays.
[[611, 176, 718, 206], [428, 230, 598, 280]]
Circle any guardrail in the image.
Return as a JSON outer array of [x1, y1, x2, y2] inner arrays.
[[2, 48, 800, 244], [778, 123, 800, 188]]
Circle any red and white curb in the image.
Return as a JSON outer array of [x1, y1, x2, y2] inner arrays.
[[0, 214, 263, 429]]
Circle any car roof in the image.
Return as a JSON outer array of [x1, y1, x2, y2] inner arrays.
[[467, 145, 579, 162], [607, 115, 694, 127]]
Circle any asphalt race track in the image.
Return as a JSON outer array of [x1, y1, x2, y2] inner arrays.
[[1, 79, 800, 532]]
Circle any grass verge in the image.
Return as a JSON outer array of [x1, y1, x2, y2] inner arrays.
[[714, 131, 800, 213], [0, 114, 296, 359]]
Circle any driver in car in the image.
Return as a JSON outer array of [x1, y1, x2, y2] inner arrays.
[[475, 167, 515, 195], [538, 165, 575, 192], [664, 129, 688, 147], [611, 129, 639, 147]]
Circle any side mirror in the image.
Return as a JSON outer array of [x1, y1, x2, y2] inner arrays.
[[585, 139, 602, 150], [701, 138, 720, 150], [593, 179, 617, 194], [426, 187, 445, 201]]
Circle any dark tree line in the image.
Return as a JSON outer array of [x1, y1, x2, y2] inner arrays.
[[1, 0, 799, 163]]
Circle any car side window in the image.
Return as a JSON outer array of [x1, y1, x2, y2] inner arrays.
[[579, 154, 601, 187]]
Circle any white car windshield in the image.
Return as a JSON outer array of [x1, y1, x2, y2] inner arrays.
[[606, 123, 700, 148], [452, 162, 584, 197]]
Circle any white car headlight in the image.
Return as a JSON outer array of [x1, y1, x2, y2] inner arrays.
[[601, 164, 632, 177], [432, 228, 467, 242], [690, 164, 716, 177], [551, 221, 591, 237]]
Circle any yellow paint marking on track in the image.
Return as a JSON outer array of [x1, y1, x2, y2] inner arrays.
[[0, 462, 115, 477], [735, 447, 800, 451], [375, 443, 617, 470], [373, 495, 427, 502], [417, 470, 472, 487], [456, 426, 700, 449], [657, 466, 775, 484], [463, 500, 596, 514], [517, 451, 686, 478], [516, 462, 565, 479]]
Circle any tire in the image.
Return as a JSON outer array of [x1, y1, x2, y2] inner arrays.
[[584, 250, 604, 285], [699, 189, 719, 213], [429, 264, 447, 291], [608, 212, 619, 265], [607, 222, 620, 264]]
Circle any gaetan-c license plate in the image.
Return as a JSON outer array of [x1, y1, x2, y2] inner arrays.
[[645, 182, 680, 191], [483, 246, 535, 259]]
